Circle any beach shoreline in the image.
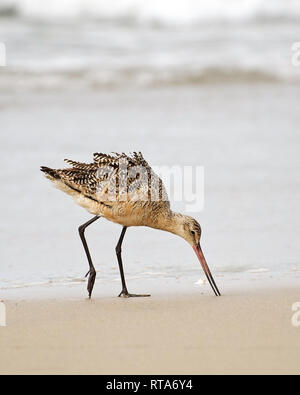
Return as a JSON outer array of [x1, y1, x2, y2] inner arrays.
[[1, 285, 300, 375], [1, 85, 300, 374], [1, 0, 300, 376], [1, 84, 300, 296]]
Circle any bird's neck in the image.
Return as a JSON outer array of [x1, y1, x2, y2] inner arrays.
[[148, 210, 185, 237]]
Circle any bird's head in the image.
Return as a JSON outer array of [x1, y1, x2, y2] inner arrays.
[[168, 213, 221, 296], [178, 215, 202, 246]]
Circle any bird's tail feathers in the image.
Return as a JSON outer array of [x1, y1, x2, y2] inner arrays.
[[40, 166, 60, 180]]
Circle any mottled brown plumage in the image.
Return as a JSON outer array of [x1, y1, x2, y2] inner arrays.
[[41, 152, 171, 229], [41, 152, 221, 298]]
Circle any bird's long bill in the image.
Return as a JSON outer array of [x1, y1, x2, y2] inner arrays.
[[193, 244, 221, 296]]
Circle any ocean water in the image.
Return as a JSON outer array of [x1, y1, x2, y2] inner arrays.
[[2, 0, 300, 22], [1, 85, 300, 296], [1, 0, 300, 91], [0, 1, 300, 297]]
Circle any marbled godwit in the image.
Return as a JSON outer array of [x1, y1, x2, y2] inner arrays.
[[41, 152, 220, 298]]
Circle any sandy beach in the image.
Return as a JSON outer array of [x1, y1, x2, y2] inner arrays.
[[1, 83, 300, 376], [1, 286, 300, 375], [1, 0, 300, 376]]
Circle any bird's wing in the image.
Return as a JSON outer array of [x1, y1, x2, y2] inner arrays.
[[93, 152, 169, 203], [57, 152, 169, 203], [56, 166, 104, 196]]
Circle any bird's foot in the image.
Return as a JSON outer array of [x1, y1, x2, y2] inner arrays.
[[85, 269, 96, 299], [118, 290, 151, 298]]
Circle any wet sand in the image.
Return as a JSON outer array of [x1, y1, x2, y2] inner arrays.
[[1, 287, 300, 375]]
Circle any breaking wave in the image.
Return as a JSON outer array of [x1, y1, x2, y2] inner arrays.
[[1, 1, 300, 91], [1, 0, 300, 25], [0, 66, 294, 92]]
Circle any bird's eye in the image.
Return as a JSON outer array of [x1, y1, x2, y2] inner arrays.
[[190, 230, 195, 235]]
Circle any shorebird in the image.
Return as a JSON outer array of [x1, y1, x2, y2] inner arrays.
[[41, 152, 220, 298]]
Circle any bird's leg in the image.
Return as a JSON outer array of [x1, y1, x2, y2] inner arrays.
[[78, 215, 100, 299], [116, 226, 150, 298]]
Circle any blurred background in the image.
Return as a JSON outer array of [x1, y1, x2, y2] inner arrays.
[[1, 0, 300, 90], [1, 0, 300, 295]]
